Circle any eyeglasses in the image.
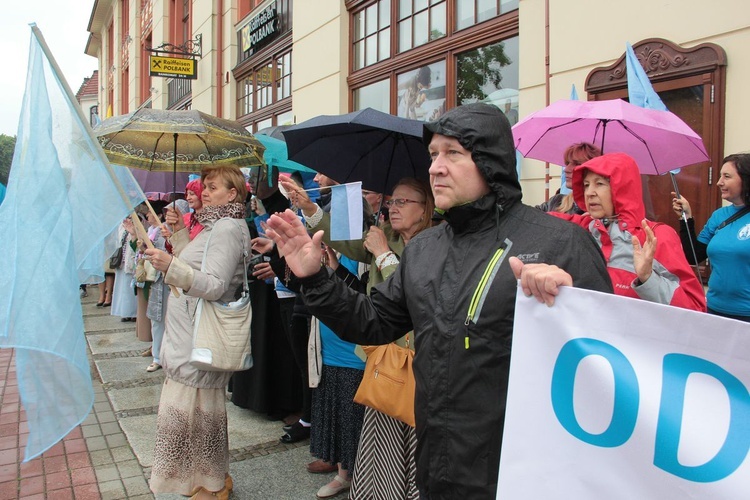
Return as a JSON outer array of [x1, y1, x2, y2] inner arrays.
[[384, 198, 425, 208]]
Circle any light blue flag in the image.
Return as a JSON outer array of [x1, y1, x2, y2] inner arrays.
[[0, 26, 144, 461], [559, 84, 581, 195], [625, 42, 678, 174], [330, 182, 363, 241], [626, 42, 667, 112], [0, 183, 5, 206]]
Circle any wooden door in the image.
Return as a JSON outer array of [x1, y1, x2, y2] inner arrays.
[[586, 39, 727, 277]]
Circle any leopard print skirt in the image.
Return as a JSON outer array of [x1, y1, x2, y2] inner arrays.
[[150, 378, 229, 495]]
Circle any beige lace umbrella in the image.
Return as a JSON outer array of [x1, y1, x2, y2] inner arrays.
[[94, 108, 265, 194]]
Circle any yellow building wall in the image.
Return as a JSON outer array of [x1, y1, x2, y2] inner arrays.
[[291, 0, 349, 122]]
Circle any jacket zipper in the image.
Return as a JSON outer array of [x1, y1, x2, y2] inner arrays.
[[464, 239, 513, 349]]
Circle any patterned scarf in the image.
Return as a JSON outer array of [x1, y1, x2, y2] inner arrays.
[[195, 202, 246, 224]]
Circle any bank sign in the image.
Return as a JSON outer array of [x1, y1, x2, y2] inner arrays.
[[149, 56, 197, 80], [241, 4, 278, 53], [499, 285, 750, 499]]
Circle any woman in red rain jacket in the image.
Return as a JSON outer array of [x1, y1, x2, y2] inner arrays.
[[552, 152, 706, 312]]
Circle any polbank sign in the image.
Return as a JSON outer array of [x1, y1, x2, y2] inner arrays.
[[241, 4, 279, 54]]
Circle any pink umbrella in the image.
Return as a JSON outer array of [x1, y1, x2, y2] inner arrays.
[[511, 99, 709, 175], [129, 168, 190, 194]]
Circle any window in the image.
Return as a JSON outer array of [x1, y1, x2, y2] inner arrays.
[[182, 0, 190, 46], [121, 68, 129, 114], [89, 105, 99, 127], [240, 77, 254, 115], [349, 1, 518, 120], [455, 0, 518, 31], [140, 34, 152, 107], [456, 36, 519, 124], [276, 110, 295, 126], [398, 0, 446, 53], [353, 0, 391, 70], [277, 52, 292, 100], [354, 79, 390, 112], [121, 0, 130, 48], [237, 51, 293, 118], [397, 61, 446, 120]]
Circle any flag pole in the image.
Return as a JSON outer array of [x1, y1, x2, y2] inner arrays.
[[30, 24, 180, 297]]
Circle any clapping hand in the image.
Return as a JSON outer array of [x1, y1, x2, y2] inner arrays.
[[632, 220, 656, 285]]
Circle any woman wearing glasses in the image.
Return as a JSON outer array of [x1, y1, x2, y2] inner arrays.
[[283, 176, 434, 499]]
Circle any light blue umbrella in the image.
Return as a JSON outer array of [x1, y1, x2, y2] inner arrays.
[[255, 133, 315, 176]]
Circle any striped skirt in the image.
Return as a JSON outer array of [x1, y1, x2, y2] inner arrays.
[[349, 406, 420, 499]]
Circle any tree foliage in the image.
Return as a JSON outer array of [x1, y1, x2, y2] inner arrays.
[[456, 42, 512, 103], [0, 134, 15, 186]]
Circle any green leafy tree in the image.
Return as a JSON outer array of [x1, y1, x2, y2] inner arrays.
[[456, 42, 512, 103], [0, 134, 15, 186]]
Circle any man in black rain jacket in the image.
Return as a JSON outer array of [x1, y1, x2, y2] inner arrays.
[[266, 103, 612, 499]]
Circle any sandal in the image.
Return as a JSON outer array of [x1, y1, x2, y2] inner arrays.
[[316, 474, 350, 499], [189, 486, 229, 500]]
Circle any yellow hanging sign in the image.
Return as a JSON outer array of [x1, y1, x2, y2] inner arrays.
[[149, 56, 197, 80]]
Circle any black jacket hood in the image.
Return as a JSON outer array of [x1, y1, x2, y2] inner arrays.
[[423, 103, 522, 214]]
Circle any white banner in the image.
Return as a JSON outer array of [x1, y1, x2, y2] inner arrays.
[[498, 285, 750, 499]]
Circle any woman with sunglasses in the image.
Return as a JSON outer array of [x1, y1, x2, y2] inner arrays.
[[282, 176, 434, 499]]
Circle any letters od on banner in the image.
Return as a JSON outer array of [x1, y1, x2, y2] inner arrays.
[[241, 5, 278, 53], [498, 286, 750, 499]]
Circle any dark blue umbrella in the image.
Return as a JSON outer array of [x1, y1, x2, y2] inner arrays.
[[282, 108, 430, 194]]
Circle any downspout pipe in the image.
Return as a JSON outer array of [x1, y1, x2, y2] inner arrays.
[[544, 0, 551, 201], [216, 0, 224, 117]]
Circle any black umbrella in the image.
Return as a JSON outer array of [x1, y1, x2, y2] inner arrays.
[[281, 108, 430, 195]]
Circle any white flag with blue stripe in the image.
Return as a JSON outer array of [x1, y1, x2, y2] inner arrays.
[[330, 182, 363, 241]]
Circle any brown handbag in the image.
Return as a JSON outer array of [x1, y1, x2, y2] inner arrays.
[[354, 338, 416, 427]]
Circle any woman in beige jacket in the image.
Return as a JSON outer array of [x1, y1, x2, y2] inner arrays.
[[145, 165, 250, 500]]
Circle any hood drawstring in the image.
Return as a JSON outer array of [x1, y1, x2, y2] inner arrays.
[[494, 203, 505, 239]]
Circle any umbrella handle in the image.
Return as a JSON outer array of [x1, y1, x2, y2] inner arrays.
[[130, 213, 181, 298]]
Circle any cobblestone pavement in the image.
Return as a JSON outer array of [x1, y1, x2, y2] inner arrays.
[[0, 291, 349, 499]]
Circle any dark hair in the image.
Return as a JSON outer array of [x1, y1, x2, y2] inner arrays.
[[723, 153, 750, 205], [416, 66, 432, 87]]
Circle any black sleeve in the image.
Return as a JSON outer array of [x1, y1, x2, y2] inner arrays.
[[679, 218, 708, 264], [333, 264, 367, 294], [270, 252, 367, 295]]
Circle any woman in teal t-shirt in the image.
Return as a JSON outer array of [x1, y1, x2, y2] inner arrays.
[[673, 153, 750, 321]]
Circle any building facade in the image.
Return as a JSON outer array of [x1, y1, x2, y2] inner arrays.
[[84, 0, 749, 229]]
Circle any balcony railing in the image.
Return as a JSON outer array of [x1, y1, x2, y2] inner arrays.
[[167, 78, 192, 109]]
